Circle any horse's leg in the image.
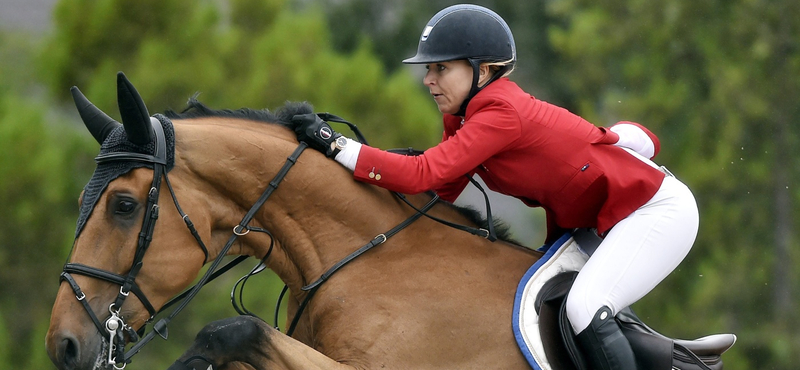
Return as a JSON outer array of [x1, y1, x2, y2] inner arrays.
[[168, 316, 352, 370]]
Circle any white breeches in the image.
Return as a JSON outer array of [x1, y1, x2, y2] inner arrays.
[[565, 174, 699, 333]]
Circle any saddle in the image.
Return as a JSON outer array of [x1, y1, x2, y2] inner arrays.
[[516, 230, 736, 370], [536, 271, 737, 370]]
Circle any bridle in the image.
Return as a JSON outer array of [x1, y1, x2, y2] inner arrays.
[[59, 114, 266, 369], [245, 114, 500, 337], [60, 113, 498, 369], [61, 116, 178, 368]]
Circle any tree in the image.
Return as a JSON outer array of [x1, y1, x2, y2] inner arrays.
[[8, 0, 796, 368], [317, 0, 571, 102], [29, 0, 443, 367], [547, 0, 800, 368], [43, 0, 442, 149], [0, 85, 96, 368]]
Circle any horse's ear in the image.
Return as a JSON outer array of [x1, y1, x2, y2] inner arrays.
[[116, 71, 153, 145], [71, 86, 122, 145]]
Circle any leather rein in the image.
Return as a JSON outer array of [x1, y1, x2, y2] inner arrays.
[[60, 114, 497, 368]]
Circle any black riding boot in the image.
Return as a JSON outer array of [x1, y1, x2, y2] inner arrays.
[[575, 306, 638, 370]]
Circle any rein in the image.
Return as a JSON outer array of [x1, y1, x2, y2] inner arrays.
[[64, 113, 499, 368], [125, 141, 311, 364], [262, 115, 498, 336], [61, 117, 170, 369], [318, 114, 497, 242], [60, 116, 308, 368], [285, 194, 441, 336]]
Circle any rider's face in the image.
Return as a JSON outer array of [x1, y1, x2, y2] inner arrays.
[[423, 60, 473, 115]]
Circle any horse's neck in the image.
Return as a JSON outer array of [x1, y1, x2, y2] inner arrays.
[[260, 162, 428, 290], [173, 119, 413, 291]]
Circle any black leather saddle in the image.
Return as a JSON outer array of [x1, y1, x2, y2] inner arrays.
[[536, 272, 737, 370]]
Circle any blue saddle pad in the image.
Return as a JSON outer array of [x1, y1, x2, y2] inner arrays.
[[512, 233, 589, 370]]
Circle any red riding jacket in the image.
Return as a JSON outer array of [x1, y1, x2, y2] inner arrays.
[[352, 78, 665, 242]]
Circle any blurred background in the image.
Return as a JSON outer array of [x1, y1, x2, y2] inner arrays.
[[0, 0, 797, 368]]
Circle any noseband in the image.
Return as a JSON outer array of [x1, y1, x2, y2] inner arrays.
[[60, 116, 172, 368], [59, 113, 498, 369], [59, 116, 309, 369]]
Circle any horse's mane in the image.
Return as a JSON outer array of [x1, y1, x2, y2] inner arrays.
[[163, 98, 313, 128], [164, 99, 518, 245]]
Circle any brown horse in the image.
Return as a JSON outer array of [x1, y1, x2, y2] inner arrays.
[[45, 73, 542, 370]]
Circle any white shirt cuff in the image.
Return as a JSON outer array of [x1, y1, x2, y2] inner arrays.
[[333, 138, 362, 171]]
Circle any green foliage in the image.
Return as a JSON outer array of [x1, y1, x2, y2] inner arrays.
[[12, 0, 440, 368], [0, 311, 9, 367], [2, 0, 798, 368], [42, 0, 199, 97], [43, 0, 442, 149], [547, 0, 800, 368], [0, 85, 96, 368], [230, 0, 286, 33], [318, 0, 569, 101]]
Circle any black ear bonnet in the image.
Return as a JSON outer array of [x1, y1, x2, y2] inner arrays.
[[75, 115, 175, 238]]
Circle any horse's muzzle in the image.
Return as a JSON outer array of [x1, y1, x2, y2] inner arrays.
[[47, 326, 109, 370]]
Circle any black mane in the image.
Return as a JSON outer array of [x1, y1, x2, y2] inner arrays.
[[163, 98, 313, 128]]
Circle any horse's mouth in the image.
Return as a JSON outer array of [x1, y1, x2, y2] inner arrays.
[[91, 338, 114, 370]]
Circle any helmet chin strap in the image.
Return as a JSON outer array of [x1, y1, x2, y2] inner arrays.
[[454, 59, 510, 117]]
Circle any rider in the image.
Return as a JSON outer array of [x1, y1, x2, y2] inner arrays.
[[291, 4, 698, 370]]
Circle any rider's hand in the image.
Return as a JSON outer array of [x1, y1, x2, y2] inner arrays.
[[292, 113, 343, 158]]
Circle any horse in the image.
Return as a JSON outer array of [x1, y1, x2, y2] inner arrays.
[[47, 73, 736, 370], [45, 72, 543, 370]]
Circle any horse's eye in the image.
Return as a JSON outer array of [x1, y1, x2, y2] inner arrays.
[[115, 200, 136, 215]]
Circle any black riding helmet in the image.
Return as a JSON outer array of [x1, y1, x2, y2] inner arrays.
[[404, 4, 516, 116]]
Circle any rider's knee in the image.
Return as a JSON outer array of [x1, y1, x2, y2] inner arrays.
[[565, 288, 616, 334]]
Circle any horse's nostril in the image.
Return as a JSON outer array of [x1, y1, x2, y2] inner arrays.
[[58, 335, 80, 370]]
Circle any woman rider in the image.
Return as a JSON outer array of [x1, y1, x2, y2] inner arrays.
[[291, 4, 699, 370]]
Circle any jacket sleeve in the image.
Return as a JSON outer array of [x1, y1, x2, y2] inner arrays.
[[433, 175, 471, 203], [432, 117, 472, 202], [351, 98, 522, 194]]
